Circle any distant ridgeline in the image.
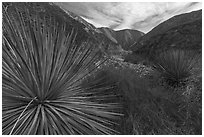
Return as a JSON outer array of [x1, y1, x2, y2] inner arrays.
[[128, 9, 202, 62], [97, 27, 144, 51]]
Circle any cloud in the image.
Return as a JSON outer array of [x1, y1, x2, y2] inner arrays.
[[56, 2, 202, 33]]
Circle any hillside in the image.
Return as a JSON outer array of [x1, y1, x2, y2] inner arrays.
[[98, 27, 144, 51], [126, 10, 202, 63]]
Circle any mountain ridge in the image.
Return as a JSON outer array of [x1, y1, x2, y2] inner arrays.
[[98, 27, 144, 51], [131, 9, 202, 52], [125, 9, 202, 64]]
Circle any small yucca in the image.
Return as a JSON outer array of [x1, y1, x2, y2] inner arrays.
[[2, 3, 122, 135], [153, 49, 200, 87]]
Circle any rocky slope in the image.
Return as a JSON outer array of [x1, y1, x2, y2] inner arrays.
[[55, 2, 138, 58], [4, 2, 122, 56], [55, 3, 133, 59], [128, 10, 202, 63], [6, 2, 143, 60]]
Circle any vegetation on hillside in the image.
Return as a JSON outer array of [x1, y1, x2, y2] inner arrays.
[[152, 49, 201, 88], [90, 58, 201, 134], [2, 2, 202, 135]]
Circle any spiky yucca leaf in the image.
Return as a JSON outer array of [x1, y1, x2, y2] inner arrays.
[[153, 49, 200, 87], [2, 3, 122, 135]]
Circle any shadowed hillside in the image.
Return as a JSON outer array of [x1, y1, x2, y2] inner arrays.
[[98, 27, 144, 51], [127, 10, 202, 63]]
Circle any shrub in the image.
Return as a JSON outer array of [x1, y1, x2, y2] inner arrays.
[[152, 49, 200, 88], [100, 59, 202, 135], [2, 3, 122, 135]]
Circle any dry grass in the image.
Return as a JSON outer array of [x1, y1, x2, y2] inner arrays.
[[94, 58, 202, 135]]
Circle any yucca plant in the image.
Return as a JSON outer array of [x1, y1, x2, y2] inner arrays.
[[2, 3, 122, 135], [152, 49, 200, 87]]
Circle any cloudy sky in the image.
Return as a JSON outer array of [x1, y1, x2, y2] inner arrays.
[[56, 2, 202, 33]]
